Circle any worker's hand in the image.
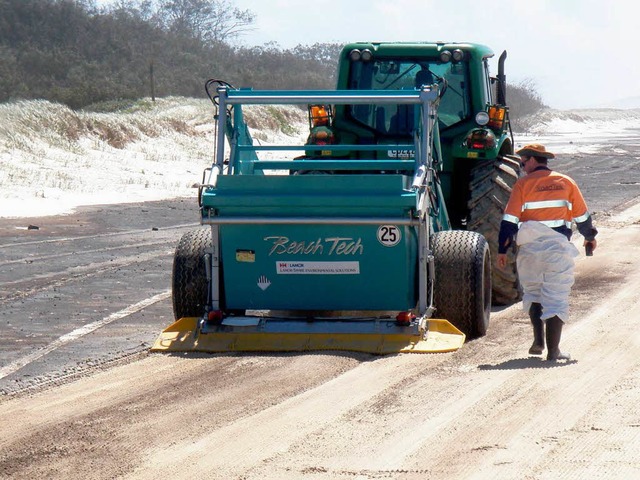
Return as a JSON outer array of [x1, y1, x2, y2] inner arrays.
[[584, 239, 597, 255], [497, 253, 508, 269]]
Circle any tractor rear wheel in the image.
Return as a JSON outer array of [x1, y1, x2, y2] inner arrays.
[[467, 154, 522, 305], [432, 230, 491, 339], [172, 228, 211, 320]]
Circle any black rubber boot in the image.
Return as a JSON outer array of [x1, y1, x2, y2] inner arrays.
[[528, 302, 545, 355], [546, 315, 571, 361]]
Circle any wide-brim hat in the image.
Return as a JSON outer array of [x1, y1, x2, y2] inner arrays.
[[516, 143, 555, 159]]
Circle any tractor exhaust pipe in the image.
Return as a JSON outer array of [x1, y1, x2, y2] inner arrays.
[[497, 50, 507, 105]]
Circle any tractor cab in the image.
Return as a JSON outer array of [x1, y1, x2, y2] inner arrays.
[[345, 58, 471, 137]]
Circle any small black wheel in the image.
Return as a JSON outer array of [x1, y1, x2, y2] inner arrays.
[[172, 228, 211, 320], [432, 230, 491, 339]]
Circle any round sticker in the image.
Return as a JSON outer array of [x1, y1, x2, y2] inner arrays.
[[377, 225, 401, 247]]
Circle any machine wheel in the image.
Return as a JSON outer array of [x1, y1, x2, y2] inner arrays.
[[467, 154, 522, 305], [432, 230, 491, 339], [172, 228, 211, 320]]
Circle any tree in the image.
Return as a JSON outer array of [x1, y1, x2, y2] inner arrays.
[[158, 0, 255, 42], [0, 0, 342, 108], [507, 79, 547, 131]]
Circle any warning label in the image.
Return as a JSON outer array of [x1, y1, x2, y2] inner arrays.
[[276, 261, 360, 275]]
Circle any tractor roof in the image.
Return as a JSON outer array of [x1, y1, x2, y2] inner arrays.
[[340, 42, 494, 60]]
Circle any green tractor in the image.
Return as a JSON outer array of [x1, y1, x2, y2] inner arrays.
[[308, 42, 521, 304]]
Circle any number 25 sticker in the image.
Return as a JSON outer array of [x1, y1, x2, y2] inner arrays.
[[377, 225, 401, 247]]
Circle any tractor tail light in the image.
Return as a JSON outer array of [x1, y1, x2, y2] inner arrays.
[[309, 126, 335, 146], [466, 129, 496, 150]]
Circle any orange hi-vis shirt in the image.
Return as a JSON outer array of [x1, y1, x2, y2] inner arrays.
[[503, 168, 590, 229]]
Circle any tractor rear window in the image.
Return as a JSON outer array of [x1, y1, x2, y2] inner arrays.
[[347, 59, 471, 134]]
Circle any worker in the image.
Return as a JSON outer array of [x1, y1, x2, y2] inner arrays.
[[496, 144, 598, 361], [414, 67, 434, 88], [388, 68, 435, 134]]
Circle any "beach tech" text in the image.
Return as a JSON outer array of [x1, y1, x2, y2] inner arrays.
[[264, 236, 364, 256]]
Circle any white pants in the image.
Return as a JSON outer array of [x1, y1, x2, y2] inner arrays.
[[516, 221, 579, 322]]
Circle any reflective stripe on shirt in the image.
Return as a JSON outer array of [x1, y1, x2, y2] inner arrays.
[[522, 199, 572, 211], [519, 200, 574, 229], [574, 211, 590, 223], [539, 219, 572, 228], [503, 213, 520, 224], [502, 214, 571, 229]]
